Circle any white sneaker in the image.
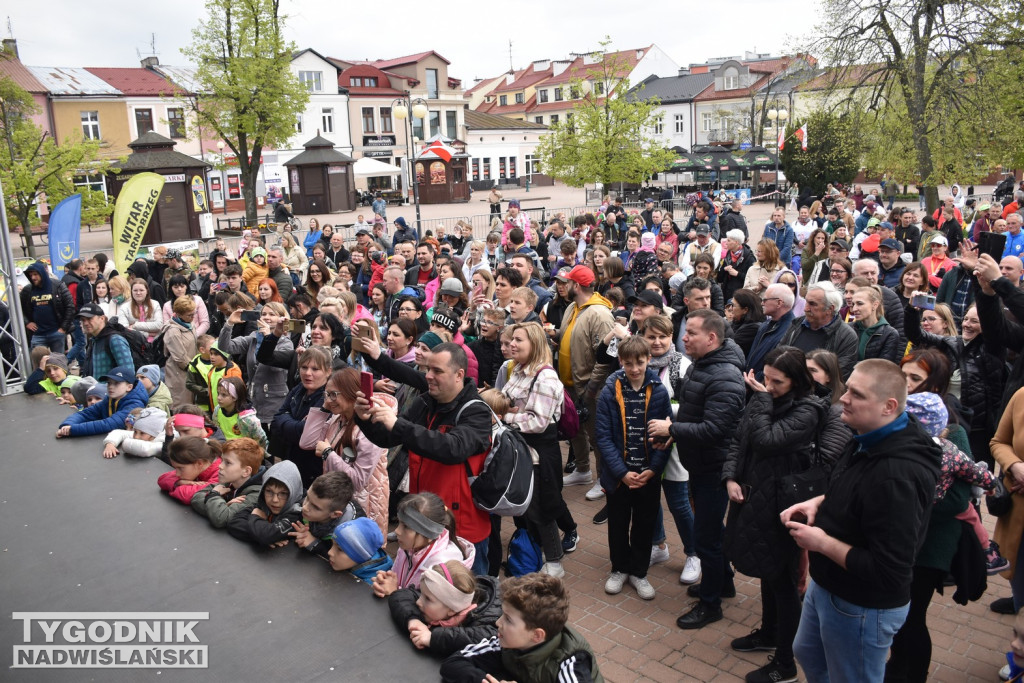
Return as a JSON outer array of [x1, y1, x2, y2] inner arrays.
[[680, 555, 701, 584], [541, 562, 565, 579], [604, 571, 627, 594], [563, 470, 592, 487], [649, 544, 670, 566], [629, 575, 656, 600], [585, 482, 605, 500]]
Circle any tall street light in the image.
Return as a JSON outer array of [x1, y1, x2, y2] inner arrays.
[[392, 94, 428, 232], [766, 108, 788, 203]]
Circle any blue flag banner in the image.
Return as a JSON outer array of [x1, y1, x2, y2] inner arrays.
[[47, 194, 82, 275]]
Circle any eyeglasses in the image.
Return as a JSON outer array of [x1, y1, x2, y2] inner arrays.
[[324, 390, 342, 401], [399, 307, 417, 313], [830, 268, 847, 274], [763, 297, 782, 303], [478, 320, 501, 328]]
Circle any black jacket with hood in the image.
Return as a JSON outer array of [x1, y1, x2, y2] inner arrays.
[[388, 575, 501, 657], [20, 261, 74, 334], [723, 392, 829, 579], [227, 460, 305, 547], [668, 338, 746, 477]]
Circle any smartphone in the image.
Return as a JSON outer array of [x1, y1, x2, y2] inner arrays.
[[240, 310, 260, 322], [360, 371, 374, 399], [910, 292, 936, 310], [212, 282, 228, 291], [285, 318, 306, 333], [978, 231, 1007, 261]]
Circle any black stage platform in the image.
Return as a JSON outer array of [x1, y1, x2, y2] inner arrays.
[[0, 395, 432, 681]]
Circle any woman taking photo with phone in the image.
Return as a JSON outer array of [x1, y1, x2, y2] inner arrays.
[[218, 301, 294, 435], [300, 366, 390, 535]]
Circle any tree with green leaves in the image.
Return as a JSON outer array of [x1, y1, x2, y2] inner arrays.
[[779, 111, 860, 196], [181, 0, 308, 223], [0, 75, 108, 258], [806, 0, 1020, 212], [535, 42, 673, 191]]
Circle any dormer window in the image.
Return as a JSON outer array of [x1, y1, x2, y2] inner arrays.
[[723, 67, 739, 90]]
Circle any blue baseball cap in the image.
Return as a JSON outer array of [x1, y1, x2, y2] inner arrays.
[[99, 366, 135, 384]]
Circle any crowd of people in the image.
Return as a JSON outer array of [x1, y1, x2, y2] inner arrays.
[[14, 176, 1024, 683]]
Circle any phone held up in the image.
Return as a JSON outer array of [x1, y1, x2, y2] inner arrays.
[[978, 231, 1007, 262], [240, 310, 260, 322], [910, 292, 936, 310], [360, 371, 374, 399]]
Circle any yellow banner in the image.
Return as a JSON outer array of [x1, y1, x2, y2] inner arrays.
[[112, 172, 165, 273]]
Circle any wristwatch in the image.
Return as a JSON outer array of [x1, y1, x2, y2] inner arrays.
[[321, 446, 333, 462]]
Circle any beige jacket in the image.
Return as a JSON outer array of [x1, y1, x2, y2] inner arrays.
[[557, 292, 615, 390]]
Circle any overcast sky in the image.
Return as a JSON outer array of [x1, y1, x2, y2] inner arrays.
[[7, 0, 822, 82]]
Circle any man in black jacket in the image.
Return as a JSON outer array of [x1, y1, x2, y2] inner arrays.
[[60, 259, 92, 365], [355, 343, 492, 576], [784, 359, 940, 681], [21, 261, 75, 353], [719, 198, 749, 241], [779, 281, 858, 380], [405, 242, 439, 288], [648, 309, 745, 629]]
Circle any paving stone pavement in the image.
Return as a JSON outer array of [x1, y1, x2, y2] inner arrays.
[[551, 465, 1011, 683]]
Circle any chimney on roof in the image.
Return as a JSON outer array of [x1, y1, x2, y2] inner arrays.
[[505, 72, 515, 85], [141, 56, 159, 69], [636, 49, 645, 60], [678, 67, 690, 77], [552, 60, 570, 77], [533, 59, 550, 71], [2, 39, 18, 59]]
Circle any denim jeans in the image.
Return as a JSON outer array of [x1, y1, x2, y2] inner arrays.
[[472, 538, 490, 576], [652, 479, 695, 555], [30, 330, 66, 354], [793, 579, 910, 682], [67, 319, 87, 364], [690, 472, 731, 606]]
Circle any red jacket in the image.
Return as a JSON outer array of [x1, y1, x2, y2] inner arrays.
[[158, 459, 222, 505]]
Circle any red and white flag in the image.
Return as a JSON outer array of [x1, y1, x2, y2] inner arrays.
[[794, 124, 808, 150], [777, 128, 786, 151]]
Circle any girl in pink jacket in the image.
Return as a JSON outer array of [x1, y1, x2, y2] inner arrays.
[[372, 493, 475, 598], [158, 437, 222, 505]]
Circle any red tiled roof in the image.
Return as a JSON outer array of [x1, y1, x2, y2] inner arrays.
[[85, 67, 183, 96], [346, 51, 451, 69], [493, 64, 553, 94], [693, 57, 793, 102], [0, 54, 46, 93], [542, 46, 651, 86]]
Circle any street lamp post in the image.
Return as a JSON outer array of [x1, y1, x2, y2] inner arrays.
[[392, 93, 428, 233], [216, 141, 228, 215], [766, 108, 788, 203]]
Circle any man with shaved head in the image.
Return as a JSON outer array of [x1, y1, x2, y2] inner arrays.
[[786, 359, 941, 682]]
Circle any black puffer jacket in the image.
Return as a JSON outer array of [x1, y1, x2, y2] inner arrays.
[[975, 277, 1024, 410], [388, 575, 501, 658], [723, 392, 828, 579], [668, 339, 746, 476], [852, 319, 902, 363], [904, 304, 1007, 436]]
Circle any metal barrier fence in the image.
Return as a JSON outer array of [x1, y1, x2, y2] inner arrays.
[[0, 180, 33, 395]]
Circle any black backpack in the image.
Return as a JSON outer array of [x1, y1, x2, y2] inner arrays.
[[105, 318, 165, 369], [456, 400, 534, 517]]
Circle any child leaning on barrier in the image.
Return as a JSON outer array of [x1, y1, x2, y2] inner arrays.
[[190, 437, 267, 528]]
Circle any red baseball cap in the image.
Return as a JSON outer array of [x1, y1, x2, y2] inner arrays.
[[555, 264, 595, 287]]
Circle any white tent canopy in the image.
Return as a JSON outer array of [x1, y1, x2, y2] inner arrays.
[[353, 157, 402, 177]]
